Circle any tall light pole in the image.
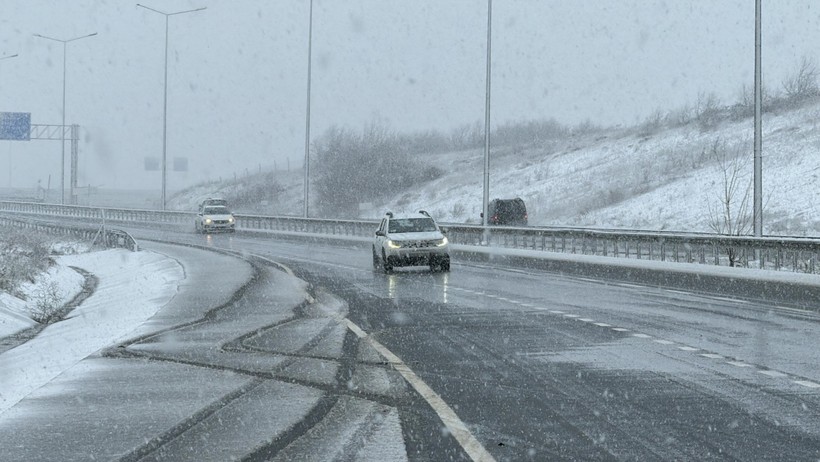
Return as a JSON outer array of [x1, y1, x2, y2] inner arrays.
[[1, 53, 19, 190], [753, 0, 763, 237], [0, 53, 19, 86], [137, 3, 206, 210], [482, 0, 493, 242], [33, 33, 97, 205], [304, 0, 314, 218]]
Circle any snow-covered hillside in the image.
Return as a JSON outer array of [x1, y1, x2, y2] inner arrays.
[[169, 103, 820, 237]]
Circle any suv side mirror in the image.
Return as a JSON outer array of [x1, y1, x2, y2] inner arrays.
[[480, 212, 484, 218], [375, 230, 385, 237], [439, 227, 448, 235]]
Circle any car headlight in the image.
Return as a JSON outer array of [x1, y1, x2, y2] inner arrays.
[[435, 237, 449, 247], [387, 239, 401, 249], [205, 218, 212, 224], [228, 217, 235, 223]]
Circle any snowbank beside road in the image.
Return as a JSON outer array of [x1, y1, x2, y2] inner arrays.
[[0, 262, 86, 338], [0, 249, 184, 416]]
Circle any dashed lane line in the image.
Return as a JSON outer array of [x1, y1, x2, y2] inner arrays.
[[794, 380, 820, 388], [758, 370, 789, 378], [727, 361, 754, 368]]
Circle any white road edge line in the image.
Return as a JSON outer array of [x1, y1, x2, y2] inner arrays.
[[268, 258, 493, 460], [342, 318, 496, 462]]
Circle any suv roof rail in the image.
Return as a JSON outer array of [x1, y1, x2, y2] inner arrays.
[[418, 210, 430, 217]]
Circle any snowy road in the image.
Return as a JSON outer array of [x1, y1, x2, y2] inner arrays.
[[0, 242, 424, 461], [2, 227, 820, 460]]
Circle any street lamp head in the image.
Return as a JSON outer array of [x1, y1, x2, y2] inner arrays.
[[137, 3, 207, 16], [34, 32, 98, 43]]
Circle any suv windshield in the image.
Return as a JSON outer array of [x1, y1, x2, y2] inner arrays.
[[203, 206, 230, 215], [388, 217, 437, 233]]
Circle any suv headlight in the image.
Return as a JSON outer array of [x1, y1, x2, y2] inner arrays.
[[204, 218, 212, 224], [387, 239, 401, 249], [228, 216, 235, 223], [434, 237, 449, 247]]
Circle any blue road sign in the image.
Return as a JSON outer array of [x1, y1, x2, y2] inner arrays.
[[0, 112, 31, 141]]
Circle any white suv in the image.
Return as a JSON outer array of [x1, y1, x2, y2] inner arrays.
[[372, 211, 450, 272]]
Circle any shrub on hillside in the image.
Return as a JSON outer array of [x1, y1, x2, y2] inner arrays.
[[312, 122, 445, 217], [782, 56, 820, 103], [0, 228, 53, 295]]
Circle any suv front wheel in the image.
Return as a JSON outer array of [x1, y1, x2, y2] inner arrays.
[[381, 250, 393, 273], [430, 256, 450, 273]]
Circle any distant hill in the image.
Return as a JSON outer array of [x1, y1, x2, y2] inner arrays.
[[168, 102, 820, 237]]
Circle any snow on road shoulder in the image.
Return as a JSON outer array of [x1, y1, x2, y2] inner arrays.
[[0, 261, 86, 338], [0, 248, 184, 416]]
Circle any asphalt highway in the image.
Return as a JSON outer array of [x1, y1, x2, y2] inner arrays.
[[1, 226, 819, 461]]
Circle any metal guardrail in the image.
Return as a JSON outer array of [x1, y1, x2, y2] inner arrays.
[[0, 213, 139, 252], [0, 200, 818, 274]]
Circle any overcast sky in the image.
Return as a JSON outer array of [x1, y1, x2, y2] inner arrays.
[[1, 0, 819, 191]]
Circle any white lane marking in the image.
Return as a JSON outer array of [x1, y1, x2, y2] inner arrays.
[[632, 333, 652, 339], [564, 314, 580, 318], [549, 310, 565, 314], [727, 361, 753, 368], [612, 328, 630, 332], [593, 323, 611, 327], [579, 318, 595, 322], [699, 353, 724, 359], [678, 346, 699, 352], [653, 340, 675, 345], [758, 370, 788, 378], [342, 318, 496, 462], [794, 380, 820, 388], [520, 303, 534, 308]]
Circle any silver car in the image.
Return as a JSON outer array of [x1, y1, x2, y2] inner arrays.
[[195, 205, 236, 233], [372, 210, 450, 272]]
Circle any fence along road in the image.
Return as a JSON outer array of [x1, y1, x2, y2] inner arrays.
[[1, 200, 818, 274]]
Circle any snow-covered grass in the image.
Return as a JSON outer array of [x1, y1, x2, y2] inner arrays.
[[168, 101, 820, 237], [0, 247, 183, 415]]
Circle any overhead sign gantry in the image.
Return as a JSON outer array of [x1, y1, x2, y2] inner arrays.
[[0, 111, 81, 204]]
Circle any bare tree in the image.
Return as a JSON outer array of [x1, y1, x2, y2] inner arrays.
[[705, 138, 753, 266], [782, 56, 820, 101], [695, 92, 723, 131]]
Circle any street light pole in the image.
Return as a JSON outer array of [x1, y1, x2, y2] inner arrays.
[[33, 33, 96, 205], [137, 3, 206, 210], [0, 53, 19, 85], [1, 53, 19, 190], [753, 0, 763, 237], [482, 0, 493, 242], [304, 0, 314, 218]]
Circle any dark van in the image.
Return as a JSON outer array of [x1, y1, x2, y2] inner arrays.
[[484, 198, 528, 226]]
